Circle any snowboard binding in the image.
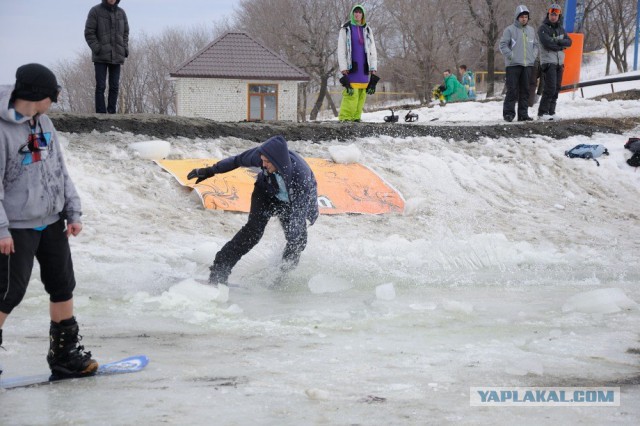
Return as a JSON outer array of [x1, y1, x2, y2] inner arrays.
[[404, 110, 419, 122], [383, 109, 399, 123]]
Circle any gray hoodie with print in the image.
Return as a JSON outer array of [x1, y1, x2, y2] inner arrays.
[[0, 85, 81, 239], [499, 5, 539, 68]]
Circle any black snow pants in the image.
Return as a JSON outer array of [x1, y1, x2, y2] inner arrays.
[[503, 65, 533, 119], [538, 63, 564, 116], [209, 185, 307, 284]]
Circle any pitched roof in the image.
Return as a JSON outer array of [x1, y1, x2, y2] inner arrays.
[[170, 32, 310, 81]]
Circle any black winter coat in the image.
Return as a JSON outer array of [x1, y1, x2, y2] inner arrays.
[[84, 0, 129, 64]]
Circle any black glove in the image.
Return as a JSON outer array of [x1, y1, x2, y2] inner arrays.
[[339, 75, 353, 96], [366, 74, 380, 95], [438, 84, 445, 92], [187, 167, 215, 184]]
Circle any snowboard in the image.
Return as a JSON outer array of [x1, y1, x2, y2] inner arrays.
[[0, 354, 149, 390]]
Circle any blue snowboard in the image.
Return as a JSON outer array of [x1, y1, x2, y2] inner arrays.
[[0, 355, 149, 390]]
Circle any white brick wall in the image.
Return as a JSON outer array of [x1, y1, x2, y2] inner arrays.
[[175, 78, 300, 122]]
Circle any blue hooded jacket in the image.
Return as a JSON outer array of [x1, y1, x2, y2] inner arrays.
[[209, 136, 319, 229]]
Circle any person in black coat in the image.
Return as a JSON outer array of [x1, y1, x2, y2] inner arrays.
[[84, 0, 129, 114], [188, 136, 319, 285], [537, 4, 572, 119]]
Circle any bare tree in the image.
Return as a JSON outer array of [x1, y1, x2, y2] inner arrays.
[[53, 56, 95, 113], [379, 0, 452, 103], [53, 23, 229, 114], [461, 0, 511, 97], [591, 0, 636, 74], [580, 0, 607, 51], [234, 0, 367, 120]]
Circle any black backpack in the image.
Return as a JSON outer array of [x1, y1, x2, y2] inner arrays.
[[624, 137, 640, 167]]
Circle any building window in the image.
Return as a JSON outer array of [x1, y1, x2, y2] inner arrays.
[[248, 84, 278, 121]]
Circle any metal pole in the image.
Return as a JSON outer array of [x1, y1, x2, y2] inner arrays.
[[564, 0, 578, 32], [634, 0, 640, 70]]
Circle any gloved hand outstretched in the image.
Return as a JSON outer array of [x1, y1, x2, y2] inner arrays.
[[366, 74, 380, 95], [187, 167, 215, 184], [339, 75, 354, 96]]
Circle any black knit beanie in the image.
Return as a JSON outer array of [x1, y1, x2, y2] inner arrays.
[[11, 63, 60, 103]]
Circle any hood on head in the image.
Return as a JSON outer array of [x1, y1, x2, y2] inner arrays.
[[102, 0, 121, 8], [514, 4, 530, 22], [350, 4, 366, 26], [257, 135, 292, 178]]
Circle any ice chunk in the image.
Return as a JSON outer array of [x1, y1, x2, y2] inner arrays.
[[403, 197, 429, 216], [562, 288, 638, 314], [375, 283, 396, 300], [187, 242, 220, 265], [442, 300, 473, 314], [410, 303, 437, 311], [167, 279, 228, 304], [129, 140, 171, 160], [308, 274, 353, 294], [305, 388, 331, 400], [225, 304, 244, 314], [328, 144, 361, 164]]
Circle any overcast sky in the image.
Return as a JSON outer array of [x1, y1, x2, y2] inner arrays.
[[0, 0, 236, 85]]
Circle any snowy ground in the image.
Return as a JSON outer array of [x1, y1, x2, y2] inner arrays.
[[1, 60, 640, 424], [358, 69, 640, 125]]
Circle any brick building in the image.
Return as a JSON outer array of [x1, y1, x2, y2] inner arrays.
[[170, 32, 309, 122]]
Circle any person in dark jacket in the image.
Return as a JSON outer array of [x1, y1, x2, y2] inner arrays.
[[537, 4, 572, 120], [187, 136, 319, 285], [0, 64, 98, 378], [84, 0, 129, 114]]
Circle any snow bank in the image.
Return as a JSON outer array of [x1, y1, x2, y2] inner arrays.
[[562, 288, 638, 314], [129, 140, 171, 159]]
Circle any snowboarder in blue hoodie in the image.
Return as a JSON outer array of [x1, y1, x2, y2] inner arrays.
[[188, 136, 319, 285], [0, 64, 98, 378]]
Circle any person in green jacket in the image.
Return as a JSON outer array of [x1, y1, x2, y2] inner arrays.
[[441, 69, 468, 103]]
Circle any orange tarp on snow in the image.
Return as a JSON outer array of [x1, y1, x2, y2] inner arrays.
[[156, 158, 404, 215]]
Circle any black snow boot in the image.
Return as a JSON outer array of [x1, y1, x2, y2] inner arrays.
[[47, 317, 98, 378], [628, 152, 640, 168]]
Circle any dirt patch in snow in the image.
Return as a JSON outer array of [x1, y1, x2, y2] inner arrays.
[[49, 110, 640, 144]]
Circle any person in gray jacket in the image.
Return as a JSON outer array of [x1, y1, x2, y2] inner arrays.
[[84, 0, 129, 114], [537, 4, 572, 120], [499, 5, 539, 122], [0, 64, 98, 379]]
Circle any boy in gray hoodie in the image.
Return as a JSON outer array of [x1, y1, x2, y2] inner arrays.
[[499, 5, 539, 122], [0, 64, 98, 379]]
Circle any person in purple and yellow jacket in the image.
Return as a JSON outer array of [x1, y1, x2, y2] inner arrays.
[[337, 4, 379, 122]]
